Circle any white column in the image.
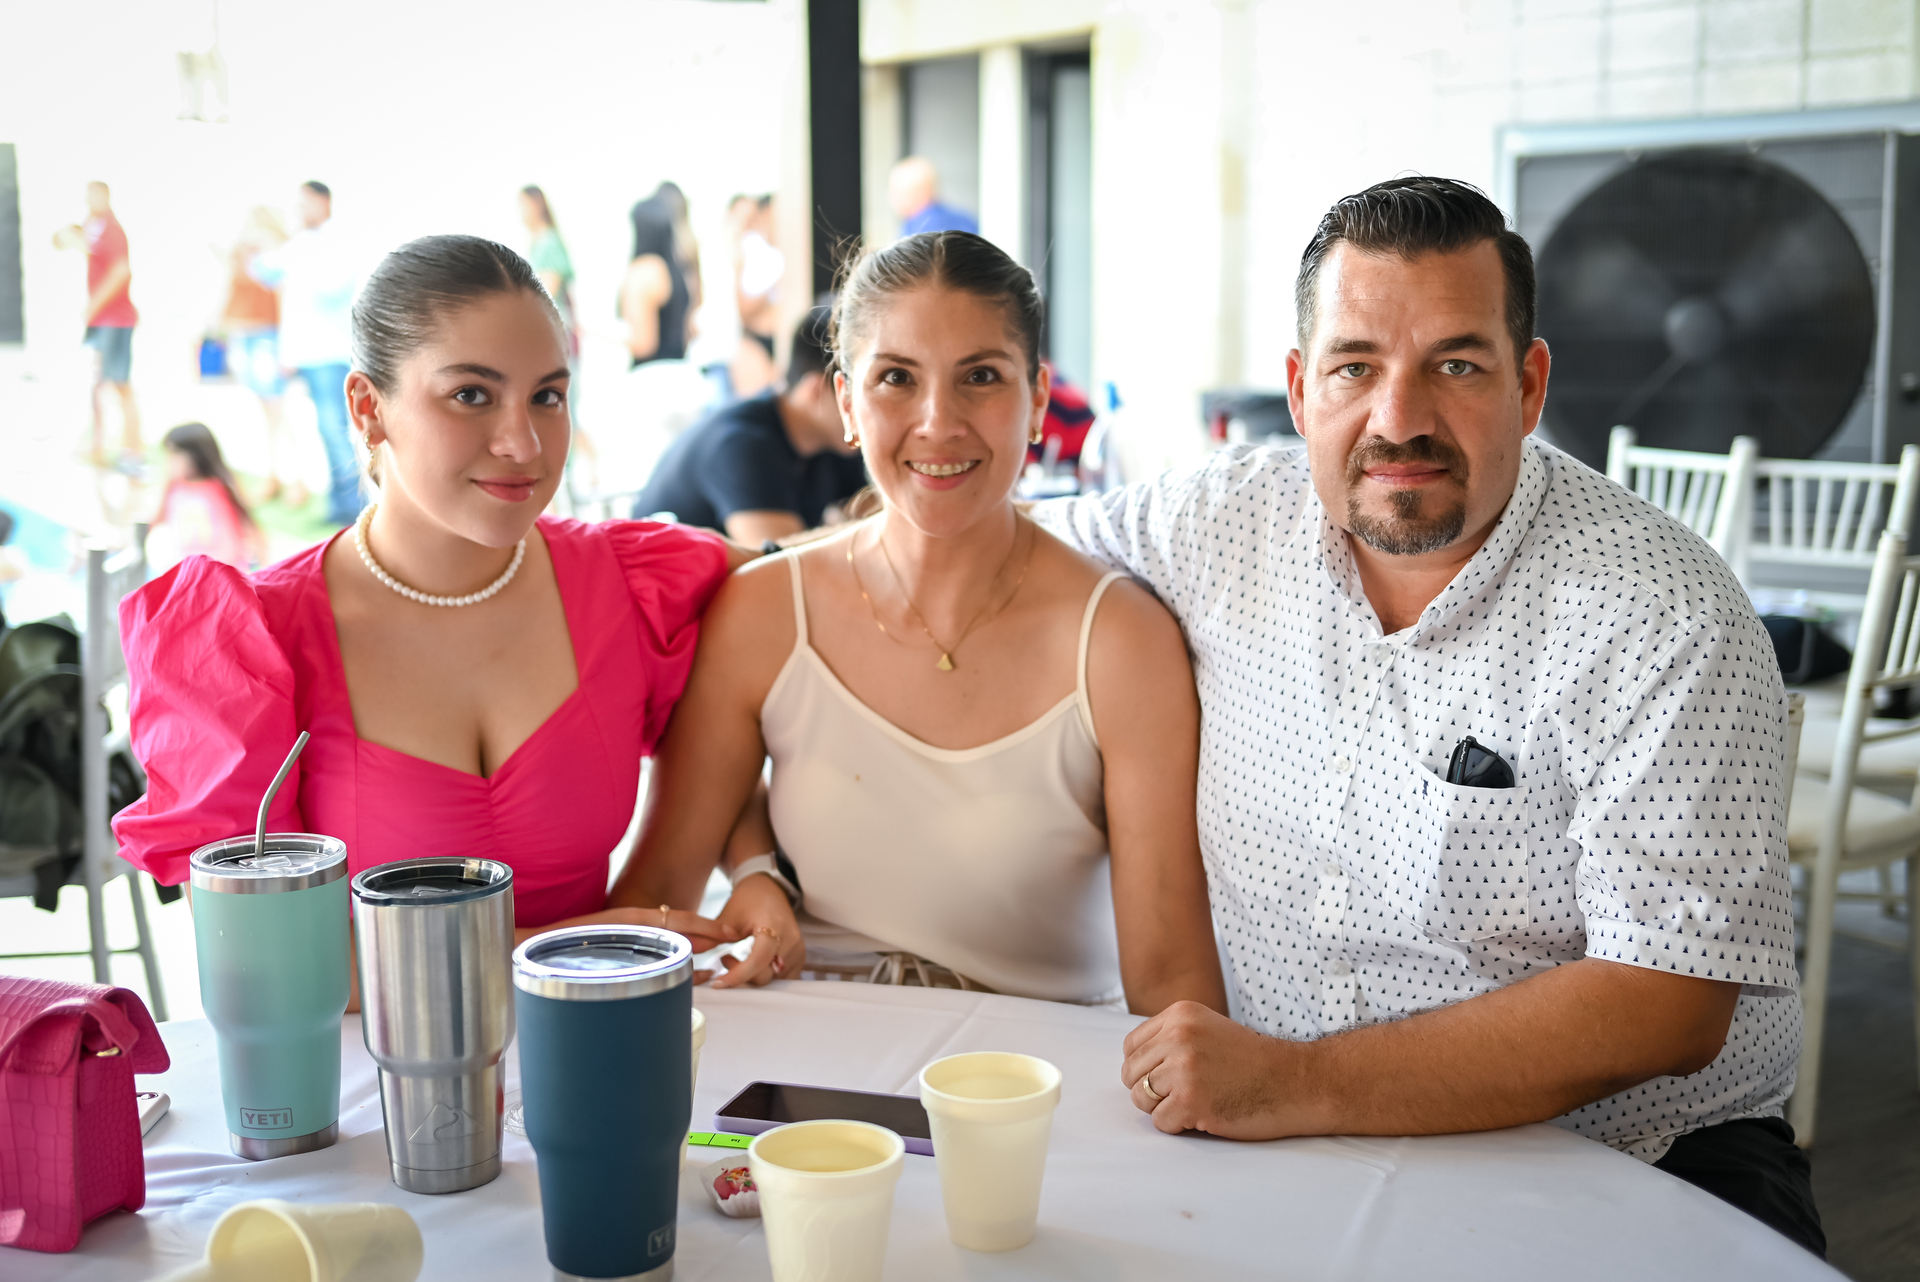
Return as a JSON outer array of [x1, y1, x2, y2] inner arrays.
[[1089, 1, 1232, 472], [1215, 0, 1253, 390], [862, 63, 904, 247], [977, 44, 1027, 262]]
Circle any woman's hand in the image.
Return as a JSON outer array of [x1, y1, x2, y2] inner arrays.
[[513, 906, 744, 952], [704, 873, 805, 988]]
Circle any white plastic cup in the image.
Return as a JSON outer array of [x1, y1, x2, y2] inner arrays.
[[153, 1198, 423, 1282], [918, 1052, 1062, 1252], [690, 1005, 707, 1099], [747, 1120, 905, 1282], [683, 1005, 708, 1171]]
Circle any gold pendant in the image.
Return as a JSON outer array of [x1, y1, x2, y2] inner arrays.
[[936, 653, 955, 672]]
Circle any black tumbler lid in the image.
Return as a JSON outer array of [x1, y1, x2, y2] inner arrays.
[[512, 925, 691, 1001], [352, 857, 513, 906]]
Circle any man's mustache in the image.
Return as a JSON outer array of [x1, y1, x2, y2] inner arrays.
[[1344, 435, 1467, 487]]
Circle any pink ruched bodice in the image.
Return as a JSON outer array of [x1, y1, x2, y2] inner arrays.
[[112, 517, 727, 927]]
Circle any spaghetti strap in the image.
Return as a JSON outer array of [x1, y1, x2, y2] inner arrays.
[[785, 554, 809, 650], [1075, 572, 1125, 748]]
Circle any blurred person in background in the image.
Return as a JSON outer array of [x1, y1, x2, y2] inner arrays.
[[650, 181, 703, 319], [729, 193, 782, 396], [632, 304, 865, 546], [518, 185, 576, 345], [250, 181, 363, 527], [519, 185, 594, 483], [222, 205, 303, 508], [889, 156, 978, 237], [52, 181, 143, 474], [620, 196, 690, 367], [149, 422, 266, 572], [602, 196, 708, 495], [1031, 364, 1097, 468]]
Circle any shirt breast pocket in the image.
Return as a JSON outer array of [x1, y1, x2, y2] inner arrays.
[[1415, 775, 1531, 944]]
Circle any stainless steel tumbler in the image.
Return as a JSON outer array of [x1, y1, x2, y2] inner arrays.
[[351, 857, 515, 1194], [513, 925, 692, 1282], [190, 834, 351, 1160]]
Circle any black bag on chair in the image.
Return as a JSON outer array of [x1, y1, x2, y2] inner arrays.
[[0, 618, 155, 910], [1761, 614, 1853, 687]]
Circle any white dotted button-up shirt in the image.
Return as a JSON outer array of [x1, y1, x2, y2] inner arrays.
[[1037, 437, 1799, 1161]]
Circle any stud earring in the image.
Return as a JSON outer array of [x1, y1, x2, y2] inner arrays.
[[1030, 426, 1044, 444]]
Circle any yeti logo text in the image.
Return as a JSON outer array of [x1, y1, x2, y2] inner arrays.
[[648, 1224, 675, 1257], [241, 1107, 293, 1130]]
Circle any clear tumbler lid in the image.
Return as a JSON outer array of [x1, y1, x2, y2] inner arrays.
[[189, 834, 348, 895], [512, 925, 691, 1001], [351, 857, 513, 906]]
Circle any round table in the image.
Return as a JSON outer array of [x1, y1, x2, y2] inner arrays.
[[16, 981, 1838, 1280]]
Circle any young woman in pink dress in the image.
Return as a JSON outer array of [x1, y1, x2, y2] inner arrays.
[[113, 234, 766, 962]]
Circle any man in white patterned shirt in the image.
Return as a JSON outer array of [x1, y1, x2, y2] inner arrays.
[[1036, 177, 1819, 1254]]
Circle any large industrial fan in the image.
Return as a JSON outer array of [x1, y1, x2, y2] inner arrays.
[[1534, 149, 1877, 469]]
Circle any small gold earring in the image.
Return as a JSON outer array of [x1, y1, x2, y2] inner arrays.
[[1030, 427, 1044, 444]]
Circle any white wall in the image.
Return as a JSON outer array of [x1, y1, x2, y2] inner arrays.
[[0, 0, 789, 535], [866, 0, 1920, 474]]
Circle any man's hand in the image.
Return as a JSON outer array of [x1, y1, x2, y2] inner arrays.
[[1122, 1001, 1305, 1137], [1120, 960, 1742, 1142]]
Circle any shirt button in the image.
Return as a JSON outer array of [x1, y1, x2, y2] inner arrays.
[[1322, 862, 1342, 878], [1328, 960, 1352, 978], [1331, 755, 1354, 774]]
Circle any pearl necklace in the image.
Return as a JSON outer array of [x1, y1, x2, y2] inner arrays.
[[353, 505, 525, 607]]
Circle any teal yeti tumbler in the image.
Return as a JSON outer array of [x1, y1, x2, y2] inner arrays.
[[190, 834, 351, 1158]]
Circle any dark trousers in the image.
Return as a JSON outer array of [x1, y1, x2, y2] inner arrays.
[[1654, 1117, 1825, 1258]]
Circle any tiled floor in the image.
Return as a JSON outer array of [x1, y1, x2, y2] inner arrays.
[[1810, 930, 1920, 1281]]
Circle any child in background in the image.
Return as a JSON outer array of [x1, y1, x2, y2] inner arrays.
[[150, 423, 265, 571]]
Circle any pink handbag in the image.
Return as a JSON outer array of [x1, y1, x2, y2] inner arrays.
[[0, 976, 169, 1252]]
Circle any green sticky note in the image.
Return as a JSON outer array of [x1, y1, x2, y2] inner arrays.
[[687, 1131, 753, 1150]]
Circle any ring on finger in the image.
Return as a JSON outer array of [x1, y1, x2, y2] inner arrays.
[[657, 903, 671, 928], [1142, 1073, 1165, 1103]]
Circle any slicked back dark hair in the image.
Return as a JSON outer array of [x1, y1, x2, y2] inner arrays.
[[1295, 176, 1536, 372], [352, 234, 560, 393], [831, 231, 1045, 384]]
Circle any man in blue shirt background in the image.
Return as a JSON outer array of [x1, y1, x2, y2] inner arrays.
[[890, 156, 978, 236]]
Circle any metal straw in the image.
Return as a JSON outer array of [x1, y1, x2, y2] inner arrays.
[[255, 731, 311, 859]]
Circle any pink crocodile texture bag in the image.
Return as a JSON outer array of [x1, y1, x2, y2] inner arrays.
[[0, 977, 169, 1253]]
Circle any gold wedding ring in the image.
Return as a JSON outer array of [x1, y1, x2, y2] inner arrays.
[[658, 904, 671, 928], [1142, 1074, 1165, 1103]]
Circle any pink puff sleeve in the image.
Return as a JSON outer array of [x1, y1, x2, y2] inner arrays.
[[111, 556, 303, 885], [604, 520, 730, 754]]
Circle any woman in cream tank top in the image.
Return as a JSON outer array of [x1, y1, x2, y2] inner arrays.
[[762, 553, 1126, 1002], [625, 230, 1226, 1017]]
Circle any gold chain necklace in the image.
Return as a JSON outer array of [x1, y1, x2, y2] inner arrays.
[[847, 518, 1032, 671]]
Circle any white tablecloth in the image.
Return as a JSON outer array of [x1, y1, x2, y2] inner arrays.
[[15, 981, 1837, 1280]]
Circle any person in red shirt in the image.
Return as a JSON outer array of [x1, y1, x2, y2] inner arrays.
[[52, 181, 142, 472]]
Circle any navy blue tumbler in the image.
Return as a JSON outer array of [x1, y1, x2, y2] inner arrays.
[[512, 925, 692, 1282]]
